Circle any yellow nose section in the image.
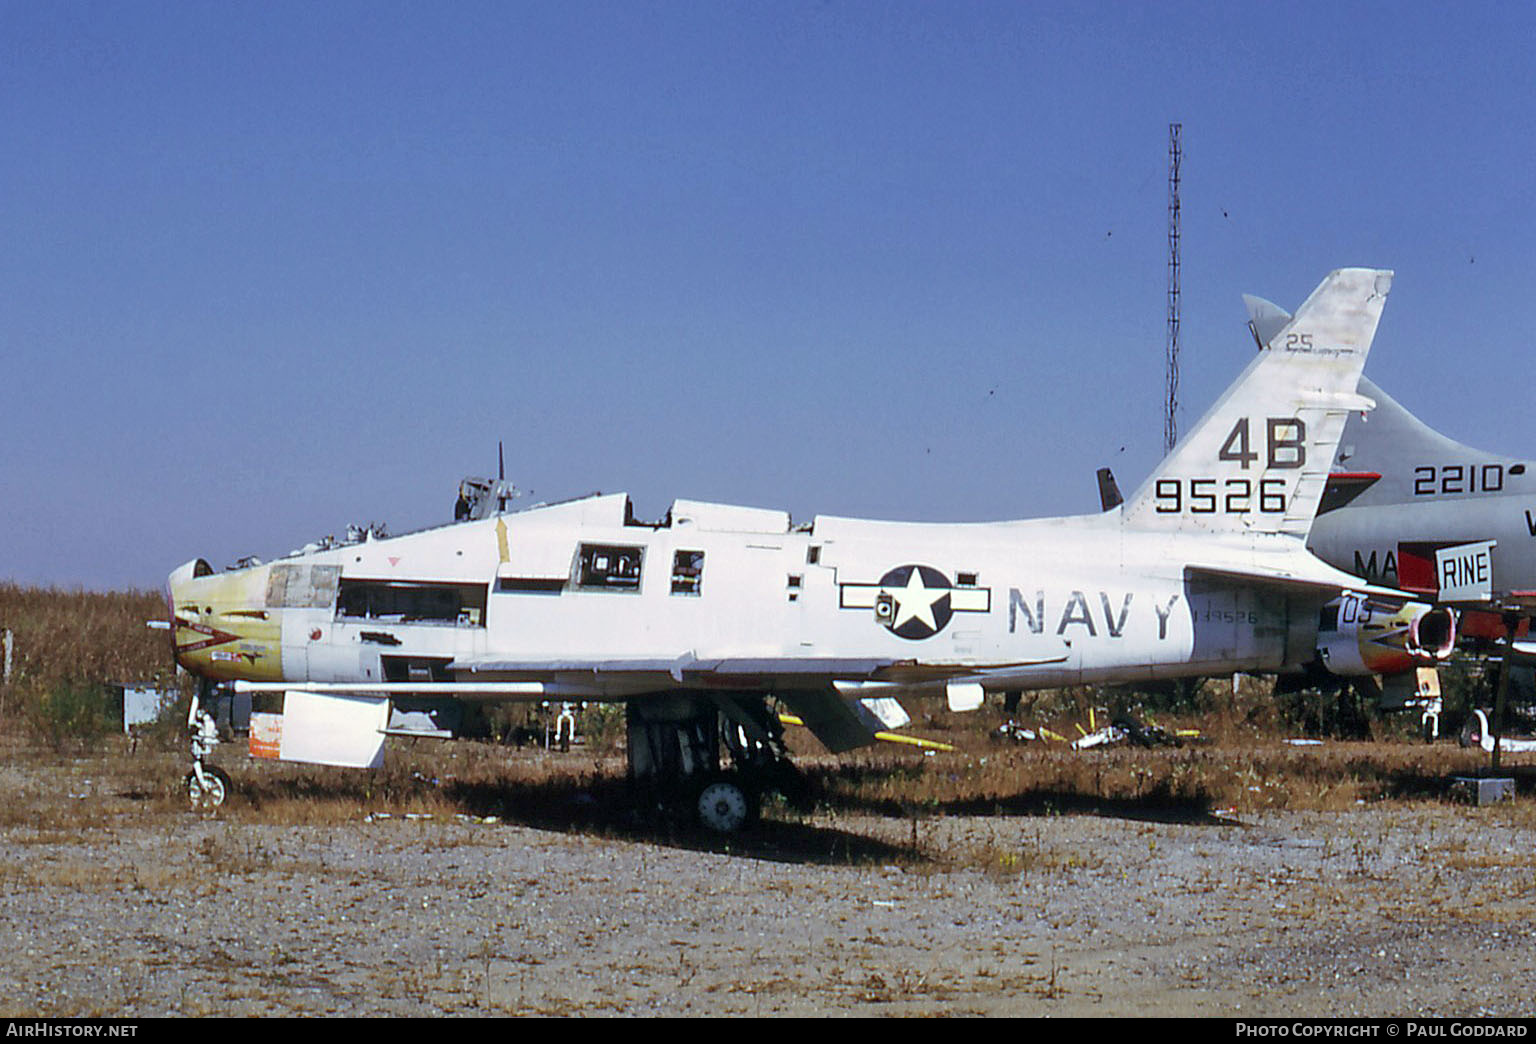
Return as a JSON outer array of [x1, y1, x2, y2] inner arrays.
[[168, 560, 284, 681]]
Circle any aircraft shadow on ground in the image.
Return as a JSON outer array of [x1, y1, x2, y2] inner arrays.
[[433, 776, 921, 864], [190, 763, 950, 864], [803, 775, 1237, 827], [220, 754, 1536, 863], [796, 757, 1536, 826], [436, 769, 1243, 842]]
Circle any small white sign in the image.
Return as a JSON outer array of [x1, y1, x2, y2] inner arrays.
[[1435, 540, 1497, 603], [122, 686, 174, 731], [249, 712, 282, 759]]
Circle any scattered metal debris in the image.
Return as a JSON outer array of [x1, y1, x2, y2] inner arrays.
[[994, 709, 1200, 750], [994, 721, 1037, 743]]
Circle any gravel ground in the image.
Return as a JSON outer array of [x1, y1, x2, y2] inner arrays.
[[2, 766, 1534, 1017]]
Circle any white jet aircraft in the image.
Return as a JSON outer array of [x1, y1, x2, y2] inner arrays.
[[170, 267, 1400, 830]]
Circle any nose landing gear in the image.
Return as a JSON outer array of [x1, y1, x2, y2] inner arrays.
[[185, 682, 230, 809]]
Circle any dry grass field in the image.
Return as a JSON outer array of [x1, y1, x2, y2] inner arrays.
[[2, 584, 1535, 1016], [0, 584, 170, 698], [2, 729, 1535, 1017]]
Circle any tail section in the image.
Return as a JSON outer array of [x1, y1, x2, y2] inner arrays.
[[1243, 292, 1521, 512], [1122, 267, 1392, 538], [1332, 375, 1521, 507]]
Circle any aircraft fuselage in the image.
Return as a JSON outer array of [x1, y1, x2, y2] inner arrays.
[[171, 491, 1321, 701], [1309, 377, 1536, 607]]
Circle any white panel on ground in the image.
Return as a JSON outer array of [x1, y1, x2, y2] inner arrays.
[[279, 690, 389, 769]]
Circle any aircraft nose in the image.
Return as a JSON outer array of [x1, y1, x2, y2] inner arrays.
[[167, 560, 210, 612], [166, 559, 213, 667]]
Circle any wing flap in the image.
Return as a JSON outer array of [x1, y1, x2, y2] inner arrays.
[[775, 688, 881, 753]]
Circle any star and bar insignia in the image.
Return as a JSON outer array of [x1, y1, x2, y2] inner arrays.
[[839, 565, 991, 640]]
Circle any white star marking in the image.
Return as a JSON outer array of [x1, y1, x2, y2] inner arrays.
[[889, 569, 946, 633]]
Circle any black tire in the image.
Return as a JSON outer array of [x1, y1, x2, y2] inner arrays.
[[694, 776, 759, 833], [186, 767, 232, 809]]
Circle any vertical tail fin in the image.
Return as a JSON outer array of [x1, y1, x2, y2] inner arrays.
[[1122, 267, 1392, 538], [1333, 375, 1520, 506]]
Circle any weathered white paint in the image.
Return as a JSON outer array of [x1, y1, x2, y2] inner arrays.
[[172, 269, 1397, 753]]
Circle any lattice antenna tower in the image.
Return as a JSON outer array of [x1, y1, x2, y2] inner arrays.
[[1165, 122, 1182, 453]]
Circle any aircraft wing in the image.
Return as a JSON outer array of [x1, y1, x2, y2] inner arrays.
[[242, 649, 1069, 756], [451, 652, 1071, 752], [457, 655, 899, 683], [454, 652, 1069, 686]]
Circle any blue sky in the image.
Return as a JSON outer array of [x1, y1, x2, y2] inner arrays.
[[2, 1, 1533, 590]]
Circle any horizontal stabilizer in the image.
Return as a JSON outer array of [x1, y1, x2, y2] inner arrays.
[[1434, 540, 1498, 603], [1185, 562, 1410, 601]]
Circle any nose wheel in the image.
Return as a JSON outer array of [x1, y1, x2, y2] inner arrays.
[[186, 766, 231, 809], [185, 684, 231, 809]]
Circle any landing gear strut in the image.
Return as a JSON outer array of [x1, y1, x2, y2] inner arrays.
[[185, 681, 230, 809], [626, 693, 802, 833]]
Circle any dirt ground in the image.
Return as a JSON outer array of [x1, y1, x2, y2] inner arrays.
[[2, 743, 1535, 1018]]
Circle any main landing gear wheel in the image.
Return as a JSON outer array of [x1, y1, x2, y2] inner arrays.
[[186, 767, 231, 809], [695, 777, 758, 834]]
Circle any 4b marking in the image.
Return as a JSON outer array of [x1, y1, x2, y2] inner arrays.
[[1156, 417, 1305, 515], [1217, 416, 1306, 470]]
